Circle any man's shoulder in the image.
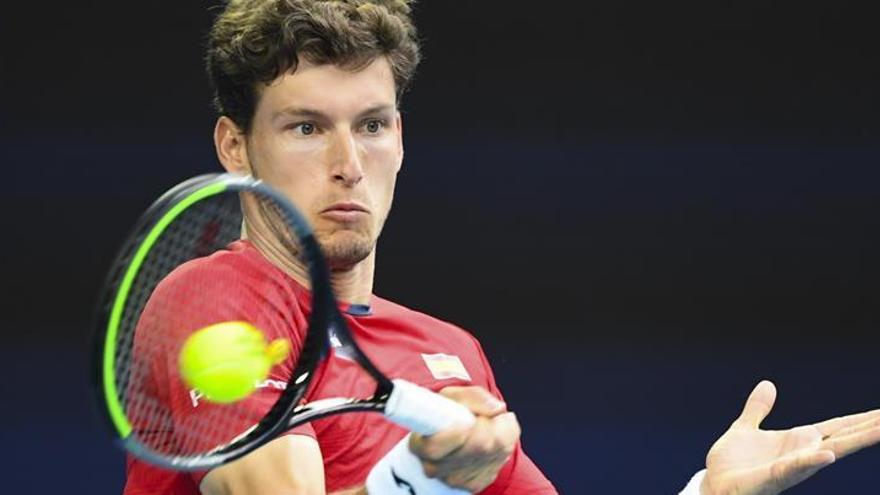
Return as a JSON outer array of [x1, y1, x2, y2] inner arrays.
[[156, 240, 281, 296], [369, 295, 482, 348]]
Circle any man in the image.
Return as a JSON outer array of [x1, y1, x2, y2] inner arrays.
[[125, 1, 880, 493], [126, 1, 550, 493]]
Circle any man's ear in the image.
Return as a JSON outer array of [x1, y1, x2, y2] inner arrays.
[[214, 116, 251, 175], [395, 111, 404, 172]]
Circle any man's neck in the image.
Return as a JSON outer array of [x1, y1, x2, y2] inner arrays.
[[329, 250, 375, 305], [243, 219, 376, 305], [253, 237, 375, 305]]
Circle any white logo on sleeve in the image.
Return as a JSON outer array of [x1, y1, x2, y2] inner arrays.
[[189, 379, 287, 407], [421, 353, 471, 381]]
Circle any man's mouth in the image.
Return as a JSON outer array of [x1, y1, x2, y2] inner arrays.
[[320, 202, 369, 222]]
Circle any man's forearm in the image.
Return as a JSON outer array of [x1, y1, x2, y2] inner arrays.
[[201, 435, 326, 495], [330, 488, 366, 495]]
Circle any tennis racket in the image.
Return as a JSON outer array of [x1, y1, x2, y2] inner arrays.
[[93, 172, 474, 470]]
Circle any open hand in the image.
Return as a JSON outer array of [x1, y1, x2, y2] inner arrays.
[[701, 380, 880, 495]]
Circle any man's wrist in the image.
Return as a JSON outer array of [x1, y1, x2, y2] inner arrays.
[[365, 434, 470, 495]]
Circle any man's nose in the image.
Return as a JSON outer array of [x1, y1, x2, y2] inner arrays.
[[328, 130, 364, 187]]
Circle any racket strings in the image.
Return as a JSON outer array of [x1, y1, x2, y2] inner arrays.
[[115, 192, 296, 458], [242, 192, 311, 283]]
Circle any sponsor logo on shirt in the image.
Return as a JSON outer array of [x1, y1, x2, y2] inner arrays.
[[189, 378, 288, 407], [421, 353, 471, 381]]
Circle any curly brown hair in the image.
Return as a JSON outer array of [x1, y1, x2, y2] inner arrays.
[[206, 0, 421, 132]]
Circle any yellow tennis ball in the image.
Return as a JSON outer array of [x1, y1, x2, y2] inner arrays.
[[179, 321, 290, 404]]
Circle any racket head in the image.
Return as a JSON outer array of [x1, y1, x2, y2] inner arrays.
[[92, 173, 334, 470]]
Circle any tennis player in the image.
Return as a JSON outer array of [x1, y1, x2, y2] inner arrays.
[[123, 1, 880, 494], [125, 1, 551, 493]]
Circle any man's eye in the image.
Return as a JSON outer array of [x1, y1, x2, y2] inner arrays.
[[288, 122, 316, 135], [364, 119, 385, 133]]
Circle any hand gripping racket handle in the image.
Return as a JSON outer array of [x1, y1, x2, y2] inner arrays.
[[384, 379, 476, 435]]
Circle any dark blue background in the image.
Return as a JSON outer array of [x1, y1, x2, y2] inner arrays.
[[2, 1, 879, 493]]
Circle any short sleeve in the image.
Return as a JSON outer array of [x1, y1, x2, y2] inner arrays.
[[189, 425, 318, 487], [467, 334, 558, 495], [127, 253, 312, 486]]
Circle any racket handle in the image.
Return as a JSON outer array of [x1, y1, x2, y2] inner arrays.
[[384, 379, 476, 435]]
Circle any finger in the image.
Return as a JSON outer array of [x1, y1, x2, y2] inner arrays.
[[733, 380, 777, 430], [491, 412, 521, 454], [435, 413, 519, 491], [813, 409, 880, 438], [411, 387, 506, 460], [409, 420, 476, 461], [443, 413, 519, 474], [822, 423, 880, 460], [412, 412, 518, 466], [439, 386, 506, 417], [423, 417, 497, 479], [457, 412, 519, 466], [824, 415, 880, 440]]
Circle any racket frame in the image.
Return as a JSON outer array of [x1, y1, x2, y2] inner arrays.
[[92, 173, 456, 471]]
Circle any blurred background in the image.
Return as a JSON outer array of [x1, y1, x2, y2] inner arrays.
[[2, 1, 879, 493]]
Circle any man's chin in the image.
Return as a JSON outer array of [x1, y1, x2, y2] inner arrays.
[[319, 232, 374, 270]]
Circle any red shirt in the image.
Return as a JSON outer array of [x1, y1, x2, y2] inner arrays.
[[123, 240, 556, 494]]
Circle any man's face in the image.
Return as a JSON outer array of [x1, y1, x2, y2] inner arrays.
[[244, 57, 403, 269]]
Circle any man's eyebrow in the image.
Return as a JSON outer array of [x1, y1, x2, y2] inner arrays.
[[271, 106, 329, 121], [355, 104, 397, 118], [271, 104, 396, 122]]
